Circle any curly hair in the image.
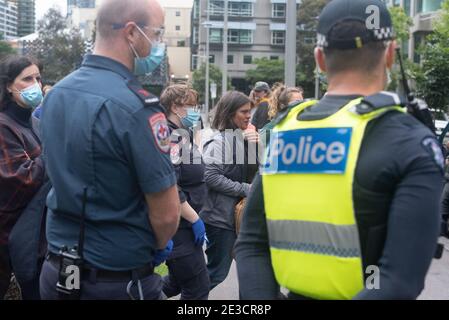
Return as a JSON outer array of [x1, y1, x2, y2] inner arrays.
[[159, 84, 198, 115], [268, 85, 304, 120]]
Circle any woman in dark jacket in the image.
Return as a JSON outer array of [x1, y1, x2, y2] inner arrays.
[[0, 56, 45, 299], [201, 91, 259, 290], [159, 84, 210, 300]]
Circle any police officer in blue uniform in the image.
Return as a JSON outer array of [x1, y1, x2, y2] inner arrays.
[[235, 0, 444, 300], [159, 85, 210, 300], [39, 0, 180, 300]]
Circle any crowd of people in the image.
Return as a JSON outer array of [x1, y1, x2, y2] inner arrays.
[[0, 0, 448, 300]]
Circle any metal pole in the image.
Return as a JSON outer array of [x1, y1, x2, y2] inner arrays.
[[222, 0, 228, 95], [285, 0, 297, 87], [196, 0, 202, 70], [205, 0, 210, 113]]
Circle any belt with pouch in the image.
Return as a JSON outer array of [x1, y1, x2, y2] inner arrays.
[[47, 252, 154, 282]]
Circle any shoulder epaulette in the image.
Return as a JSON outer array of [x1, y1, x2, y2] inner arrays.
[[126, 79, 160, 106], [356, 91, 406, 115]]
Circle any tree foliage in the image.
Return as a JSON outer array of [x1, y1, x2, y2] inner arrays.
[[387, 7, 416, 92], [26, 8, 85, 84], [0, 34, 16, 60], [245, 58, 284, 86], [416, 0, 449, 112], [389, 7, 413, 45], [192, 63, 230, 106], [296, 0, 330, 97]]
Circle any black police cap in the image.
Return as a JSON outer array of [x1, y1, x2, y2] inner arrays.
[[317, 0, 394, 50]]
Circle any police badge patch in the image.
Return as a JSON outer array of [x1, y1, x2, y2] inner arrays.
[[170, 142, 181, 165], [149, 113, 170, 153], [422, 137, 444, 171]]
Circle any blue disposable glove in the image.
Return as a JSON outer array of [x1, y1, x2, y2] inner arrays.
[[192, 218, 207, 246], [153, 240, 173, 267]]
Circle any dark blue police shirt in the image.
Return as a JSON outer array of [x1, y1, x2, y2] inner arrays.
[[40, 55, 176, 271]]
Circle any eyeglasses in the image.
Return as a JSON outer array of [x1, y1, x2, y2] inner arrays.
[[185, 105, 201, 112], [112, 22, 165, 42]]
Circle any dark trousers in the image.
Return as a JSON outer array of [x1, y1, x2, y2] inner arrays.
[[0, 245, 11, 299], [0, 245, 42, 300], [39, 260, 164, 300], [204, 224, 237, 290], [162, 245, 210, 300]]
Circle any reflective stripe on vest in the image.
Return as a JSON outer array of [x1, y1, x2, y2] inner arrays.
[[261, 98, 405, 300]]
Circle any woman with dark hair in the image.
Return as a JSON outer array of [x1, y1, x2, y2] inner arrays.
[[159, 84, 210, 300], [0, 55, 45, 299], [200, 91, 259, 290]]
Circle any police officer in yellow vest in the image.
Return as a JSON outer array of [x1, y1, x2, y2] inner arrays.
[[235, 0, 444, 300]]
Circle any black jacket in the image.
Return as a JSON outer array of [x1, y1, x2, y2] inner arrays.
[[200, 131, 259, 231], [168, 120, 207, 258], [235, 94, 444, 300]]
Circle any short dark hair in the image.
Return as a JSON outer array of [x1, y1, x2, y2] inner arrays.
[[211, 91, 252, 131], [323, 20, 388, 76], [0, 55, 40, 109]]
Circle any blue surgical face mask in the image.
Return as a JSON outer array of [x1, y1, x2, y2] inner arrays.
[[16, 82, 43, 109], [180, 108, 201, 129], [130, 25, 166, 76]]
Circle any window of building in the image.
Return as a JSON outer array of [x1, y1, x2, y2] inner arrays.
[[210, 1, 253, 17], [243, 55, 252, 64], [238, 30, 253, 44], [404, 0, 411, 15], [271, 31, 285, 45], [209, 0, 224, 15], [193, 0, 199, 19], [417, 0, 443, 13], [229, 2, 253, 16], [227, 55, 234, 64], [413, 33, 423, 63], [228, 30, 240, 44], [177, 40, 186, 47], [210, 29, 222, 43], [270, 56, 279, 60], [210, 29, 253, 45], [176, 11, 181, 17], [193, 26, 199, 45], [175, 25, 181, 31], [227, 29, 253, 44], [272, 3, 286, 18], [192, 55, 198, 70]]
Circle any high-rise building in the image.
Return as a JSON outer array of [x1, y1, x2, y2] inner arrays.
[[161, 0, 193, 82], [384, 0, 444, 62], [192, 0, 300, 92], [9, 0, 35, 37], [0, 0, 18, 39], [66, 0, 97, 39], [67, 0, 96, 17]]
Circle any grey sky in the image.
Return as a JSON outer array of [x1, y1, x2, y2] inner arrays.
[[36, 0, 66, 19]]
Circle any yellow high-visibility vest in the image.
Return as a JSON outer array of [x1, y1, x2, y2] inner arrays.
[[261, 98, 405, 300]]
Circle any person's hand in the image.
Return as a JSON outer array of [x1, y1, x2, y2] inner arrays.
[[192, 218, 207, 246], [244, 124, 259, 143], [153, 240, 173, 266]]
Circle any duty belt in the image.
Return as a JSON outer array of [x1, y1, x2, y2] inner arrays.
[[47, 252, 154, 282]]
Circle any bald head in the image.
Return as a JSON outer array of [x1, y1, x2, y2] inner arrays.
[[96, 0, 163, 40]]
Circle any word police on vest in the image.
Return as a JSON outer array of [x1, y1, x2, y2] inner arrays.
[[264, 128, 352, 174]]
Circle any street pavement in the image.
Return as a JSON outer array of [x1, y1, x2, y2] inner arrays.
[[209, 238, 449, 300]]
